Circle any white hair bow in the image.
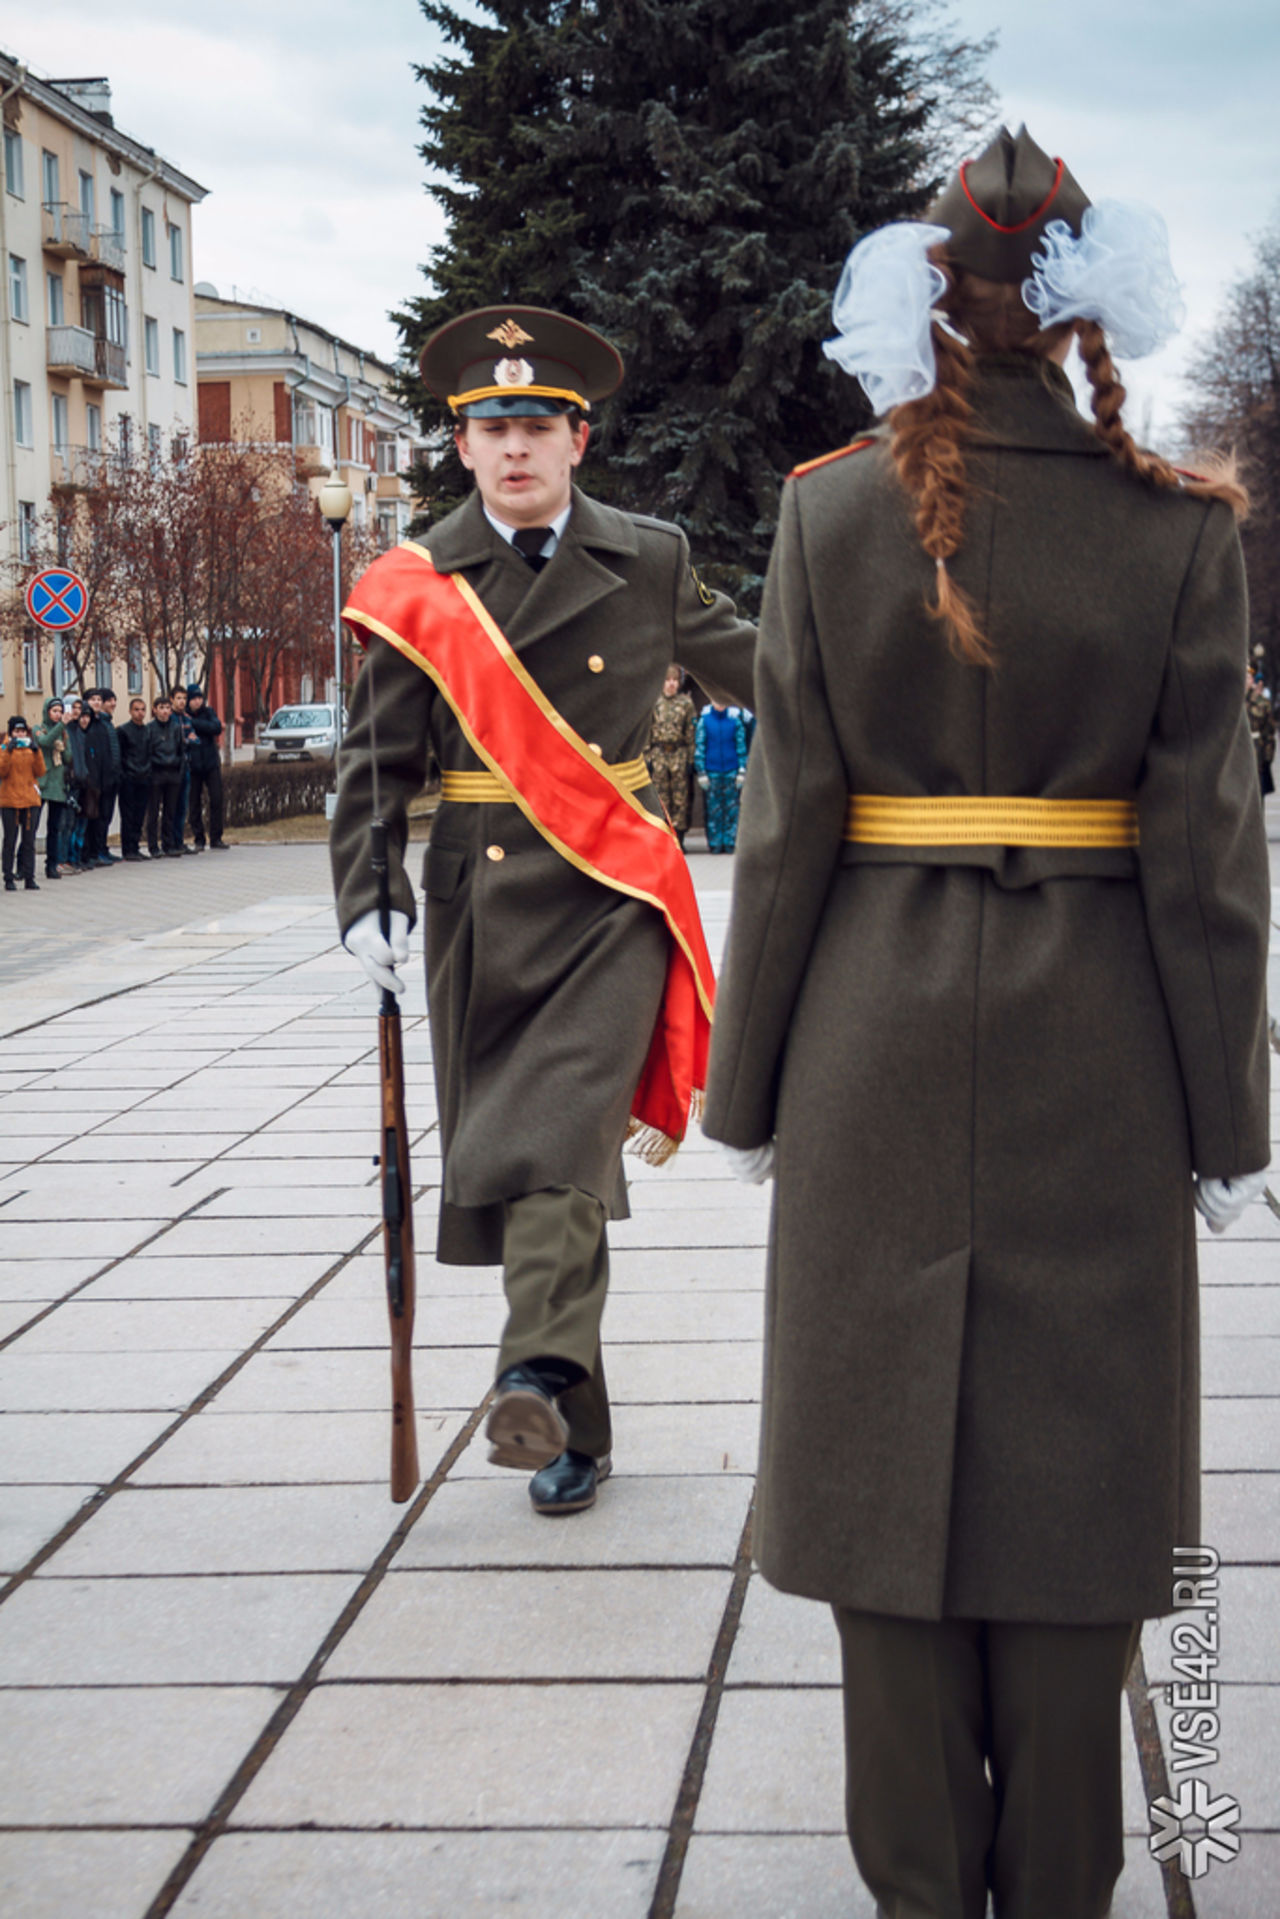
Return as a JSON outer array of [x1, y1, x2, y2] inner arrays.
[[1021, 200, 1185, 359], [823, 223, 951, 415]]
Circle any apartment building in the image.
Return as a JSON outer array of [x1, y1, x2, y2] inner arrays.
[[1, 52, 207, 711], [195, 291, 423, 552]]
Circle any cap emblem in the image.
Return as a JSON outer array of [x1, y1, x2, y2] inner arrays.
[[493, 357, 536, 388], [487, 319, 535, 349]]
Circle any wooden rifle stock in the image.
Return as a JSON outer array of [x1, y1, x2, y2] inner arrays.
[[372, 818, 420, 1503]]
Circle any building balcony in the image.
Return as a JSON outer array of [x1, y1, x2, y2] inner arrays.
[[42, 202, 91, 257], [47, 324, 98, 378], [375, 471, 411, 500], [294, 441, 331, 478], [91, 227, 127, 274], [51, 444, 109, 490], [46, 326, 127, 388], [86, 338, 127, 388]]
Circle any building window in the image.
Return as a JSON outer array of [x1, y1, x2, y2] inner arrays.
[[24, 635, 43, 693], [144, 315, 159, 375], [13, 379, 33, 447], [294, 399, 334, 458], [118, 412, 133, 460], [127, 636, 143, 694], [95, 640, 111, 688], [52, 392, 70, 454], [46, 270, 64, 325], [78, 168, 95, 225], [8, 253, 27, 323], [18, 501, 37, 563], [141, 205, 155, 268], [86, 402, 102, 451], [173, 326, 187, 384], [41, 149, 59, 207], [171, 430, 189, 462], [56, 511, 71, 563], [3, 127, 22, 198], [109, 188, 125, 242], [148, 422, 162, 470], [168, 221, 184, 282], [83, 279, 127, 349]]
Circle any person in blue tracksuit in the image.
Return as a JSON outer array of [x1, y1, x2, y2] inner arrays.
[[694, 701, 748, 851]]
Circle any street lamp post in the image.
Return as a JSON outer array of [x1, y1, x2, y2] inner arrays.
[[318, 469, 353, 761]]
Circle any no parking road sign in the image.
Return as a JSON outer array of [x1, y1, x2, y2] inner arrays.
[[25, 567, 89, 632]]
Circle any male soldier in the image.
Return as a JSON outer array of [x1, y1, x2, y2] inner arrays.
[[331, 308, 754, 1514]]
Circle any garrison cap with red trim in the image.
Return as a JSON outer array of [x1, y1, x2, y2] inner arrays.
[[420, 306, 624, 419], [929, 125, 1090, 284]]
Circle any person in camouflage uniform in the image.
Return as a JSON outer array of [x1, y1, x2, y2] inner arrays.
[[643, 666, 697, 844], [1248, 667, 1276, 796]]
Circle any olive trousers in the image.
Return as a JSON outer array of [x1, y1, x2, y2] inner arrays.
[[497, 1185, 612, 1459], [833, 1609, 1141, 1919]]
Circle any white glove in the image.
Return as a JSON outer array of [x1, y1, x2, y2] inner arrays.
[[719, 1141, 775, 1184], [735, 771, 746, 788], [697, 773, 710, 791], [1193, 1169, 1269, 1234], [343, 908, 411, 996]]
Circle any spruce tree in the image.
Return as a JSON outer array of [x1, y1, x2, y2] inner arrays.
[[397, 0, 991, 605]]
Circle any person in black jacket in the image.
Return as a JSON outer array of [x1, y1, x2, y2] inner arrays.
[[145, 695, 186, 857], [66, 706, 106, 871], [185, 684, 228, 850], [87, 689, 122, 864], [117, 696, 153, 860]]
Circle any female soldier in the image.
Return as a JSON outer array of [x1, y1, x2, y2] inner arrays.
[[703, 127, 1271, 1918]]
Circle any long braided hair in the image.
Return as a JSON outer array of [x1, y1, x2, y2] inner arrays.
[[887, 261, 1248, 668]]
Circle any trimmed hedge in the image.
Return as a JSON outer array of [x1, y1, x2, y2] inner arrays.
[[222, 759, 334, 826]]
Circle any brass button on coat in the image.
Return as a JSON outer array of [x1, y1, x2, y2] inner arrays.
[[588, 654, 605, 673], [486, 844, 505, 862], [588, 742, 603, 756]]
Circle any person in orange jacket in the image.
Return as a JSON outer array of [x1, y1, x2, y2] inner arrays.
[[1, 714, 47, 891]]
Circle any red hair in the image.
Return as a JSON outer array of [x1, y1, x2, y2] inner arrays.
[[887, 262, 1247, 666]]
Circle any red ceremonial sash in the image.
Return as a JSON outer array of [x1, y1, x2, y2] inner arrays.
[[342, 540, 716, 1159]]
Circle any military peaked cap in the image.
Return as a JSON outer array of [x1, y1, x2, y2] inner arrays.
[[929, 125, 1091, 283], [420, 306, 624, 418]]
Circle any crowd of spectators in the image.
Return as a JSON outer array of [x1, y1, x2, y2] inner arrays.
[[0, 683, 229, 892]]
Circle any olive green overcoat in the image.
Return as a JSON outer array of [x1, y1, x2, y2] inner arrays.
[[332, 487, 755, 1263], [702, 357, 1271, 1625]]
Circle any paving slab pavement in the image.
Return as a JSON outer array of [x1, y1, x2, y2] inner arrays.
[[0, 815, 1277, 1918]]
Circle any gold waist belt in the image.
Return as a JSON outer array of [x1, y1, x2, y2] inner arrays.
[[845, 794, 1140, 848], [441, 757, 650, 803]]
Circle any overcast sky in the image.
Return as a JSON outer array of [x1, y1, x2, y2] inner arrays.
[[4, 0, 1278, 444]]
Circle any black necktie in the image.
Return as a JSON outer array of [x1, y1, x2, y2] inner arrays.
[[512, 527, 551, 571]]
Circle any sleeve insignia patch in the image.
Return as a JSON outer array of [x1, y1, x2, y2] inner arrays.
[[691, 567, 716, 607]]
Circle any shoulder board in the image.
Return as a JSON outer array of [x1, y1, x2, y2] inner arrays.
[[628, 511, 681, 538], [789, 438, 876, 481]]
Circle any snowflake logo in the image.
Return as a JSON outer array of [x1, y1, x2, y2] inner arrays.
[[1149, 1778, 1241, 1877]]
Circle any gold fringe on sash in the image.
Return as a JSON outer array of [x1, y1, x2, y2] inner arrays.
[[625, 1088, 705, 1167]]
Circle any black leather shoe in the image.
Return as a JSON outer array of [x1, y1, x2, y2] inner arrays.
[[529, 1449, 612, 1516], [486, 1363, 570, 1470]]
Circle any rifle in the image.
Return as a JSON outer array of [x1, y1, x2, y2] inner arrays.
[[367, 661, 420, 1502]]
